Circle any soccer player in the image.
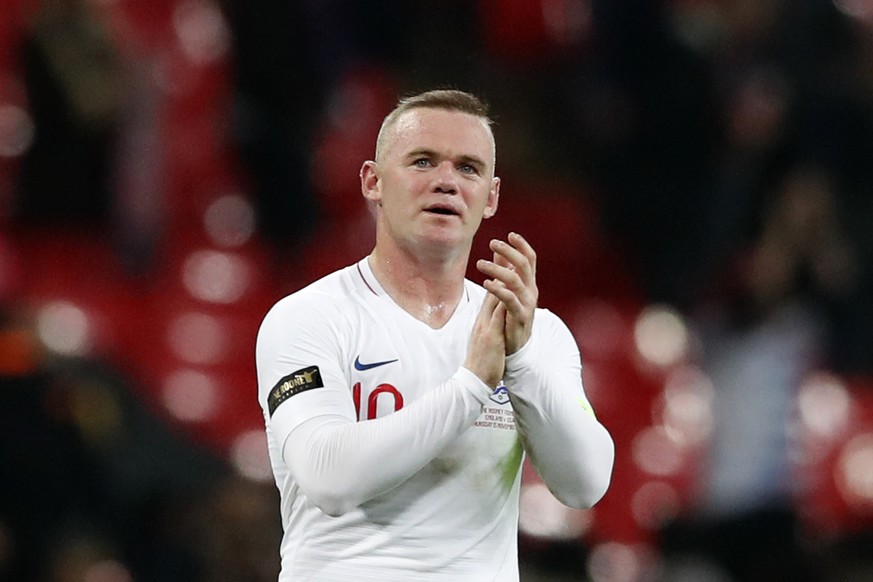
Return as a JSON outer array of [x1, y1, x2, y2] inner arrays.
[[255, 89, 614, 581]]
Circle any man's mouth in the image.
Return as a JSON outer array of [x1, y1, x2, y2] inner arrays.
[[423, 205, 459, 216]]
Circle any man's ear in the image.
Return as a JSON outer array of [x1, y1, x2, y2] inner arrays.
[[483, 176, 500, 219], [360, 161, 381, 204]]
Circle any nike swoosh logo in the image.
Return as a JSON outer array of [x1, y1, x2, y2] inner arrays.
[[354, 356, 399, 371]]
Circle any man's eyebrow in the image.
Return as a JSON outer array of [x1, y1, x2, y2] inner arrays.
[[404, 148, 437, 160], [404, 148, 488, 169], [457, 154, 487, 170]]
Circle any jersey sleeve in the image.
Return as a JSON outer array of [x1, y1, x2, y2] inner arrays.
[[256, 292, 357, 431], [503, 309, 615, 509], [255, 293, 494, 517]]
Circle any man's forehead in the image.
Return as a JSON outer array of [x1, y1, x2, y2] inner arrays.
[[388, 108, 494, 157]]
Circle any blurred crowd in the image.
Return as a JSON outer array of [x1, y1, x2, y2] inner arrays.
[[2, 0, 873, 580], [226, 0, 873, 372]]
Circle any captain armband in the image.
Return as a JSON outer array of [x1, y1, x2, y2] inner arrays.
[[268, 365, 324, 416]]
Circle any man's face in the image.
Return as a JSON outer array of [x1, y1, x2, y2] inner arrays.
[[361, 107, 500, 256]]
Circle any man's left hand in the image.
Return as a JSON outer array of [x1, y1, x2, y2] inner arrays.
[[476, 232, 538, 355]]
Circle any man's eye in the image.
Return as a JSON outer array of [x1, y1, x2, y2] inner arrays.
[[413, 158, 431, 167], [460, 164, 478, 174]]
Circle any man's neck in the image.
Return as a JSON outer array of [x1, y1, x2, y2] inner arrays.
[[368, 243, 469, 329]]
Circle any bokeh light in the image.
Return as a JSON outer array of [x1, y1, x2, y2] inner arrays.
[[230, 429, 273, 483], [0, 104, 35, 158], [203, 194, 256, 248], [36, 300, 92, 356], [834, 0, 873, 22], [167, 312, 227, 364], [162, 368, 219, 422], [632, 425, 685, 476], [659, 365, 715, 447], [182, 250, 250, 304], [83, 560, 134, 582], [634, 305, 689, 368], [172, 0, 230, 65], [837, 432, 873, 509], [587, 542, 652, 582], [797, 372, 852, 440]]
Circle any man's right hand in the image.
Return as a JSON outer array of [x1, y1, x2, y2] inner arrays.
[[464, 291, 506, 388]]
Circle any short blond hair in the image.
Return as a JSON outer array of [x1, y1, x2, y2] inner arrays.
[[374, 89, 493, 162]]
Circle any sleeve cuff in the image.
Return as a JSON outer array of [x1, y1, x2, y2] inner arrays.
[[455, 367, 495, 405], [505, 333, 538, 376]]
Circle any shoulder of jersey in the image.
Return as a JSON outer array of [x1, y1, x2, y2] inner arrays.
[[264, 267, 357, 321]]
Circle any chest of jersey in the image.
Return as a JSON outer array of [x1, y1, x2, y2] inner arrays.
[[343, 294, 498, 416], [348, 293, 517, 438]]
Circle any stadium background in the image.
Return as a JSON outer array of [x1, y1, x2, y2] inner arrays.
[[2, 0, 873, 580]]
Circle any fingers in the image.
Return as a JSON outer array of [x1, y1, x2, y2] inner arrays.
[[465, 290, 506, 387], [476, 232, 538, 355], [475, 233, 538, 317], [478, 285, 500, 315], [472, 290, 504, 341], [481, 276, 524, 316], [490, 301, 507, 331], [483, 293, 506, 338], [478, 233, 535, 282], [493, 232, 537, 279]]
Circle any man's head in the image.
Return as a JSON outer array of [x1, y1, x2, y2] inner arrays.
[[361, 89, 500, 259], [375, 90, 495, 168]]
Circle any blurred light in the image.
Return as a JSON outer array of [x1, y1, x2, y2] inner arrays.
[[519, 482, 593, 539], [167, 312, 227, 364], [0, 236, 19, 303], [631, 481, 681, 530], [204, 194, 255, 247], [798, 372, 851, 440], [572, 300, 627, 361], [162, 369, 219, 422], [837, 432, 873, 508], [36, 300, 92, 356], [633, 426, 684, 476], [587, 543, 651, 582], [152, 53, 194, 96], [83, 560, 133, 582], [669, 0, 724, 52], [231, 429, 273, 483], [0, 104, 35, 157], [173, 0, 230, 65], [182, 250, 250, 304], [835, 0, 873, 22], [634, 305, 689, 368], [660, 366, 715, 447], [542, 0, 592, 46]]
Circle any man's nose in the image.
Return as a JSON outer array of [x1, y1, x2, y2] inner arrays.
[[433, 161, 459, 193]]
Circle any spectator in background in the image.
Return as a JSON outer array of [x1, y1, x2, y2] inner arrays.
[[14, 0, 126, 228], [0, 305, 251, 582], [659, 163, 859, 582], [221, 0, 413, 256], [220, 0, 323, 254], [10, 0, 169, 275], [555, 0, 719, 308]]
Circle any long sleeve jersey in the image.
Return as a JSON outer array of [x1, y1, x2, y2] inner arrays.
[[255, 257, 614, 581]]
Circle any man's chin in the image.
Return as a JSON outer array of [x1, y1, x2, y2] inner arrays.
[[413, 230, 472, 256]]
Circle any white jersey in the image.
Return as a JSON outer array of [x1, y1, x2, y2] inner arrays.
[[256, 258, 613, 581]]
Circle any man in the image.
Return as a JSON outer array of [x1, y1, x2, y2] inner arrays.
[[256, 89, 614, 581]]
